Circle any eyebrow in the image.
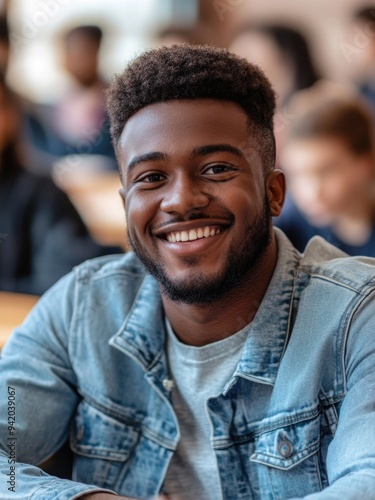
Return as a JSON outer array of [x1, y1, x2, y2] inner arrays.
[[192, 144, 246, 160], [126, 143, 246, 174], [126, 152, 168, 173]]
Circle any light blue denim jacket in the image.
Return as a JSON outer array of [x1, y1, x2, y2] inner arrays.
[[1, 229, 375, 500]]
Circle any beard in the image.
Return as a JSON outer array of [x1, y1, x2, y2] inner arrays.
[[127, 195, 272, 305]]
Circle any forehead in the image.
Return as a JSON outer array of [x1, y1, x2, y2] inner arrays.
[[118, 99, 251, 160]]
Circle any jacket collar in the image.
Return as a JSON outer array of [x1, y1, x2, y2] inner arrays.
[[233, 229, 300, 388], [109, 273, 165, 371]]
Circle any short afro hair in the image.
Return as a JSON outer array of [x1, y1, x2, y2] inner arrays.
[[106, 44, 277, 175]]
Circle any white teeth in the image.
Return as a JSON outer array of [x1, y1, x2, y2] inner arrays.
[[166, 225, 223, 243], [189, 229, 198, 240]]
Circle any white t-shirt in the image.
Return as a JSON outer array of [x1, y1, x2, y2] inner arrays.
[[163, 318, 249, 500]]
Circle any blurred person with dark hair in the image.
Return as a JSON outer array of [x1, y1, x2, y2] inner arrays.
[[0, 76, 121, 295], [229, 23, 320, 166], [0, 13, 58, 174], [35, 24, 116, 173], [64, 25, 103, 87], [275, 83, 375, 255], [229, 23, 320, 109]]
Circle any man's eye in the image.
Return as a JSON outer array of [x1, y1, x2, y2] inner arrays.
[[204, 164, 236, 175], [139, 173, 165, 183]]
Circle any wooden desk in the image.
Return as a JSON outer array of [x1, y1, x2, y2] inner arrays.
[[53, 168, 128, 248], [0, 292, 39, 348]]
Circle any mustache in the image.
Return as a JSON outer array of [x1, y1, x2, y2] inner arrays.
[[151, 212, 234, 233]]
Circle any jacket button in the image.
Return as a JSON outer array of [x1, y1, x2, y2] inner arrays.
[[162, 378, 175, 391], [278, 439, 293, 458]]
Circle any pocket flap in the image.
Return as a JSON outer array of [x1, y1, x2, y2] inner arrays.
[[70, 400, 139, 461], [250, 414, 321, 470]]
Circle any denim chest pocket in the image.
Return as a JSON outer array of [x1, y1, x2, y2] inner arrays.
[[250, 412, 328, 498], [70, 400, 139, 489]]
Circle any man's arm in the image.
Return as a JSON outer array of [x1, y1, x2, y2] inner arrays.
[[0, 274, 117, 498], [290, 288, 375, 499]]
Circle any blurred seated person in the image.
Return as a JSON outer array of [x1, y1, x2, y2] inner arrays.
[[0, 76, 122, 295], [31, 25, 116, 174], [275, 83, 375, 256], [0, 15, 63, 175]]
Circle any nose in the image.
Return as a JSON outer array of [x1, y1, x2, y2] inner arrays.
[[160, 173, 210, 215]]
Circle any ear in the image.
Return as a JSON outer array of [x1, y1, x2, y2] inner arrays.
[[266, 169, 286, 217]]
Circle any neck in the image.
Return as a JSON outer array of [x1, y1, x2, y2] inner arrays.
[[162, 235, 278, 346]]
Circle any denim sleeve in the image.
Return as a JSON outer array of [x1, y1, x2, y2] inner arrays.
[[288, 288, 375, 499], [0, 273, 116, 499]]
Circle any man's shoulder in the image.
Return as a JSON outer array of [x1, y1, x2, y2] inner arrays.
[[300, 236, 375, 293], [72, 251, 147, 282]]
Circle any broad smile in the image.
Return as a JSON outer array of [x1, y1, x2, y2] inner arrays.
[[155, 222, 231, 257], [165, 225, 222, 242]]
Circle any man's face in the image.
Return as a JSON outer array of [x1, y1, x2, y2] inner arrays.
[[118, 99, 276, 304]]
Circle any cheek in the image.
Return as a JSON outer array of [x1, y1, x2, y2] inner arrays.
[[222, 183, 264, 212], [125, 193, 155, 237]]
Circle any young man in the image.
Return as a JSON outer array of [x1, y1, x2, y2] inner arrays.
[[0, 45, 374, 499]]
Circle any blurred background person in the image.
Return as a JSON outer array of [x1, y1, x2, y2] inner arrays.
[[0, 14, 52, 175], [275, 83, 375, 256], [229, 22, 321, 165], [229, 23, 320, 108], [31, 24, 116, 175], [0, 75, 122, 295]]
